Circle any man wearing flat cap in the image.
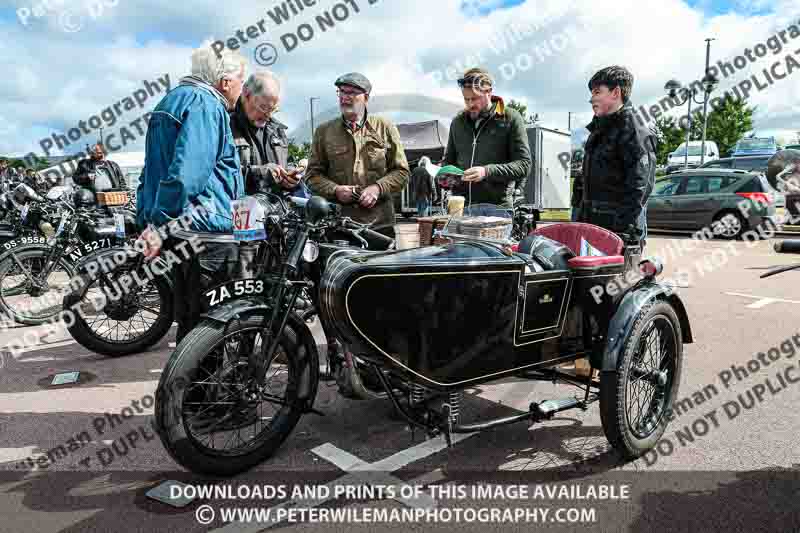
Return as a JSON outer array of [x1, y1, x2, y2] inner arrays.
[[306, 72, 409, 239]]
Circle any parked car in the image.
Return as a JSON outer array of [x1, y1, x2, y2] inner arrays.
[[666, 140, 720, 174], [698, 155, 771, 173], [731, 137, 779, 157], [647, 169, 783, 238]]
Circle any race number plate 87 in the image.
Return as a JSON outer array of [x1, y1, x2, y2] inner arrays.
[[232, 196, 267, 241]]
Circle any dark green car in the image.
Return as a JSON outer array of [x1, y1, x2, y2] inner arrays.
[[647, 169, 784, 239]]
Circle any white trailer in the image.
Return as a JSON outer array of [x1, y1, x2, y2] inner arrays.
[[522, 126, 572, 209]]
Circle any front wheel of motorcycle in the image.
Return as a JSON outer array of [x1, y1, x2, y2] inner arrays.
[[62, 257, 175, 356], [155, 314, 319, 477]]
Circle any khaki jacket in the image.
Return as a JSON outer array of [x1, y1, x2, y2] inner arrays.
[[307, 113, 409, 230]]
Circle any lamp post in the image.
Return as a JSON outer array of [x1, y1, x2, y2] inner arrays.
[[309, 97, 319, 146], [700, 38, 717, 165], [664, 73, 718, 170]]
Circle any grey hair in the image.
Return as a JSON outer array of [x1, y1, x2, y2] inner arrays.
[[191, 42, 246, 85], [243, 71, 281, 98]]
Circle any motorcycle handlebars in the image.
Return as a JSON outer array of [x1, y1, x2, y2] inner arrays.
[[773, 239, 800, 254], [760, 239, 800, 278]]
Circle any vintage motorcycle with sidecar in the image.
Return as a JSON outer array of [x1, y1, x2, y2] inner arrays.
[[154, 195, 692, 477]]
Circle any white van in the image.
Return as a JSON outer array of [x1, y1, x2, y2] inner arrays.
[[666, 141, 719, 173]]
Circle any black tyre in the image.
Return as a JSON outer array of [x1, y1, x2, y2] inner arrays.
[[713, 211, 746, 239], [0, 248, 75, 325], [599, 300, 683, 459], [63, 258, 175, 356], [155, 314, 319, 477]]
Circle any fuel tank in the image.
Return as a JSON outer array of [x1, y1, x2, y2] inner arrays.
[[318, 241, 575, 390]]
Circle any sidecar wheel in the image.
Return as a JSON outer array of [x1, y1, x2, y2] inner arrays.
[[155, 315, 318, 477], [599, 300, 683, 459]]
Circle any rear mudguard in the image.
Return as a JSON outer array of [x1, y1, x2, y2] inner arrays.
[[201, 295, 320, 409], [597, 281, 693, 372]]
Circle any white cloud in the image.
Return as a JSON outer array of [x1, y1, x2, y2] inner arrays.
[[0, 0, 798, 159]]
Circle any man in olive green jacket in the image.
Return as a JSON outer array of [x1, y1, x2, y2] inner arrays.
[[444, 68, 532, 211], [306, 73, 409, 239]]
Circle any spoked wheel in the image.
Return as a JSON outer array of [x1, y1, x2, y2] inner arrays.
[[63, 258, 174, 356], [1, 256, 46, 297], [155, 315, 319, 477], [0, 249, 75, 325], [600, 300, 683, 458]]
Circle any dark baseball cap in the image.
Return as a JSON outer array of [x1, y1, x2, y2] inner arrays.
[[334, 72, 372, 94]]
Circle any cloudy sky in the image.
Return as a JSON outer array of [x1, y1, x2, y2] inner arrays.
[[0, 0, 798, 160]]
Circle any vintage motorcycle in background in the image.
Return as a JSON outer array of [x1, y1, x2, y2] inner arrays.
[[0, 185, 137, 325]]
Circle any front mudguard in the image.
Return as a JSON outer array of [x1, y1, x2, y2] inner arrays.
[[597, 281, 693, 372], [0, 243, 62, 265], [201, 295, 321, 410], [73, 246, 173, 291], [201, 296, 316, 346]]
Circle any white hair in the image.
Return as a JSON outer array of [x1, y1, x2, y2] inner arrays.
[[191, 42, 246, 86], [244, 71, 281, 98]]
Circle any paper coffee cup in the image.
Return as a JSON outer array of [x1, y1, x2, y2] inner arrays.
[[448, 196, 465, 216]]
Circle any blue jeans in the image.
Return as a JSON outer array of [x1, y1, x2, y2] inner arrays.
[[462, 203, 512, 218], [416, 199, 430, 217], [638, 205, 648, 243]]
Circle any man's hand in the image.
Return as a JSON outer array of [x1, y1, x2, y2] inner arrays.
[[359, 184, 381, 208], [278, 167, 301, 190], [138, 226, 163, 259], [335, 185, 355, 204], [463, 166, 487, 183]]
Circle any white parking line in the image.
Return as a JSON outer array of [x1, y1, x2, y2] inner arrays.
[[0, 380, 157, 414], [725, 292, 800, 308], [210, 434, 476, 532], [6, 339, 78, 354]]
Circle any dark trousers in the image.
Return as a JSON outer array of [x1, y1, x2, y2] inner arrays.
[[169, 237, 242, 344]]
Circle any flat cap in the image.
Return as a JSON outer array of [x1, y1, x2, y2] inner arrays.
[[334, 72, 372, 94]]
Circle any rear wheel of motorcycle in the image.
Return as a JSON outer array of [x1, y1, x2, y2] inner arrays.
[[0, 248, 75, 326], [62, 264, 174, 356], [155, 315, 318, 477], [599, 300, 682, 459]]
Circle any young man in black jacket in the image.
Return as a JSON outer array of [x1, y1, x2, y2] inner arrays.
[[572, 66, 657, 246]]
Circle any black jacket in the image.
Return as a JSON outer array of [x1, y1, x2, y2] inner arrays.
[[411, 166, 433, 201], [230, 97, 289, 195], [572, 102, 657, 237], [72, 158, 126, 190]]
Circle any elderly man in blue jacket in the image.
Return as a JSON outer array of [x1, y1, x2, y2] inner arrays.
[[136, 43, 247, 342]]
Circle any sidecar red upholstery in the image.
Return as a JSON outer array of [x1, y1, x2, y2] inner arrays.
[[531, 223, 624, 269]]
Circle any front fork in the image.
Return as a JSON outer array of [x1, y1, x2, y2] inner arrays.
[[10, 244, 67, 289]]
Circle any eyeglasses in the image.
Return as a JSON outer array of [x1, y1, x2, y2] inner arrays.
[[337, 88, 364, 98], [253, 100, 278, 115]]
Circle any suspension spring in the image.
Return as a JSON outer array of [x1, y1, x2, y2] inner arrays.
[[410, 384, 426, 406], [447, 391, 461, 424]]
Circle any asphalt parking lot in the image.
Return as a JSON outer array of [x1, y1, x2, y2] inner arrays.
[[0, 230, 799, 532]]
